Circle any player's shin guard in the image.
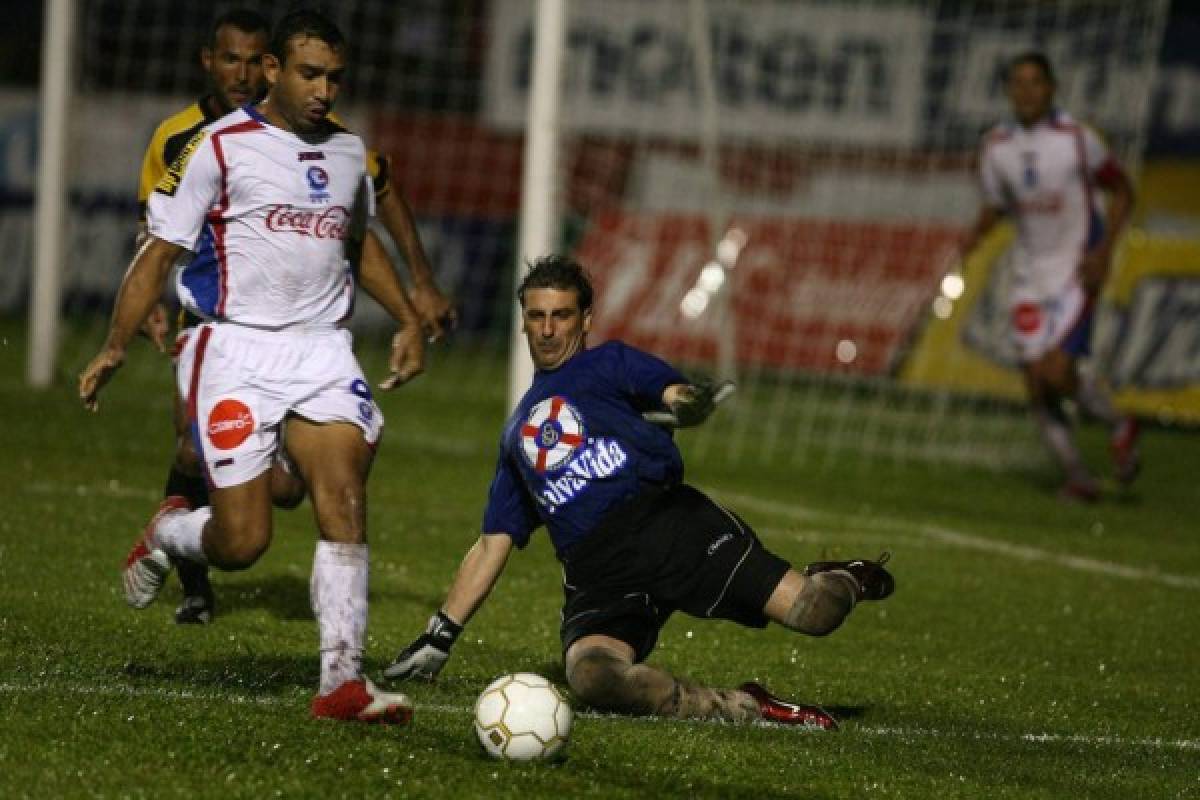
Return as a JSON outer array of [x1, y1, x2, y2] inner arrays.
[[652, 674, 760, 722], [311, 541, 369, 695], [566, 647, 758, 723]]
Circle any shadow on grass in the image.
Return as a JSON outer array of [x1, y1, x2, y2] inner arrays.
[[171, 570, 449, 625], [212, 573, 313, 622], [118, 652, 316, 692]]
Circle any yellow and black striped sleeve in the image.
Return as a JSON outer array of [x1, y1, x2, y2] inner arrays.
[[327, 112, 392, 206], [138, 103, 207, 221], [366, 149, 392, 204]]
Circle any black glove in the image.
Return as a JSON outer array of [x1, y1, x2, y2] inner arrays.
[[382, 610, 463, 681], [672, 381, 719, 427], [644, 379, 736, 429]]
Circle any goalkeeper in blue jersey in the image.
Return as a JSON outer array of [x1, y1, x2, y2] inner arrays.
[[385, 255, 894, 728]]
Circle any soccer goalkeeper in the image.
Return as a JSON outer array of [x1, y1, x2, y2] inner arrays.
[[385, 255, 894, 728]]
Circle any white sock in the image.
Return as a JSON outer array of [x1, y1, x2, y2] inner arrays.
[[1032, 404, 1091, 484], [311, 540, 369, 696], [1075, 373, 1121, 429], [153, 507, 212, 565]]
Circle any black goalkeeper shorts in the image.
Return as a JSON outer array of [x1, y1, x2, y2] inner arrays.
[[559, 484, 791, 663]]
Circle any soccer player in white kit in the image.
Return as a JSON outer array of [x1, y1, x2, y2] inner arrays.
[[80, 11, 415, 723], [959, 52, 1139, 501]]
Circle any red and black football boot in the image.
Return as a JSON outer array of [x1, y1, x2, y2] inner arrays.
[[803, 551, 895, 601], [739, 682, 838, 730]]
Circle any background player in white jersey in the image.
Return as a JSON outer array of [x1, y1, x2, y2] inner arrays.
[[959, 52, 1139, 501], [384, 256, 895, 729], [138, 9, 452, 624], [81, 11, 415, 723]]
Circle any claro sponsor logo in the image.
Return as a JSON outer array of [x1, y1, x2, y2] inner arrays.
[[264, 205, 350, 239], [207, 398, 255, 450]]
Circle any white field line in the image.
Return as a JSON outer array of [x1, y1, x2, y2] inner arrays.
[[716, 490, 1200, 591], [1, 681, 1196, 753]]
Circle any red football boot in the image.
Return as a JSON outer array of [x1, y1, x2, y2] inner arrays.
[[739, 682, 838, 731], [123, 496, 190, 608], [312, 678, 414, 725]]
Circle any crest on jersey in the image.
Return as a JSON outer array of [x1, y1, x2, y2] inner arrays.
[[154, 130, 208, 197], [520, 396, 585, 474], [306, 165, 331, 202]]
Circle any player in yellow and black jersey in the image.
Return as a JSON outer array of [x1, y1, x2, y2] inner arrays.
[[139, 9, 453, 624]]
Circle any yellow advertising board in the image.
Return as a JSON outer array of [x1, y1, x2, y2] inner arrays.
[[901, 229, 1200, 424]]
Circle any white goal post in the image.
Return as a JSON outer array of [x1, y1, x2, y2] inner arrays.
[[28, 0, 75, 388]]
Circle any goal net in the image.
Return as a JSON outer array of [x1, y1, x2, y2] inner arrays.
[[494, 0, 1170, 468], [11, 0, 1169, 470]]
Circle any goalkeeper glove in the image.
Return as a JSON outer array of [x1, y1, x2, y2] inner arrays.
[[644, 380, 736, 429], [382, 610, 463, 681]]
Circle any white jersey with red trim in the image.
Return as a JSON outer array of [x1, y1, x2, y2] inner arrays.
[[978, 109, 1123, 299], [146, 106, 371, 330]]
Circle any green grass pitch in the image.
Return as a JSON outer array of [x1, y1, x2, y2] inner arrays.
[[1, 320, 1197, 799]]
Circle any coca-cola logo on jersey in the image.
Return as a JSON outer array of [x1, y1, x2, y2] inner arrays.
[[264, 205, 351, 239]]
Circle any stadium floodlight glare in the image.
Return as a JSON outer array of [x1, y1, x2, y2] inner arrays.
[[699, 262, 726, 293], [940, 272, 966, 300], [932, 295, 954, 320], [716, 227, 747, 267], [681, 287, 710, 319]]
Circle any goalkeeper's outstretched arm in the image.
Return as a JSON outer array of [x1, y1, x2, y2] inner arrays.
[[384, 533, 514, 681], [650, 380, 736, 428]]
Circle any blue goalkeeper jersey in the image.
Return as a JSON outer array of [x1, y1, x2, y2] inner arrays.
[[482, 340, 687, 556]]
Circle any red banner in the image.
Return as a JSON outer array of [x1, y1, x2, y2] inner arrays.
[[576, 211, 958, 374]]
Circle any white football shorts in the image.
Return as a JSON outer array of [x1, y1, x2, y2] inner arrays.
[[1009, 279, 1094, 364], [176, 322, 384, 489]]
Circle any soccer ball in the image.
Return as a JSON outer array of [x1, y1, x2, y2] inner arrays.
[[473, 672, 572, 761]]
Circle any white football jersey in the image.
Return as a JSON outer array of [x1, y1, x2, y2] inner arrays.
[[147, 106, 372, 329], [978, 110, 1123, 298]]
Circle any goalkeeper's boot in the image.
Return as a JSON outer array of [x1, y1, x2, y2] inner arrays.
[[738, 682, 838, 731], [312, 678, 413, 725], [123, 496, 189, 609], [803, 552, 895, 601], [1110, 417, 1141, 486], [174, 561, 215, 625]]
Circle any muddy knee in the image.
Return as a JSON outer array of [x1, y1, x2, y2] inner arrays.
[[566, 647, 630, 709], [782, 571, 858, 636]]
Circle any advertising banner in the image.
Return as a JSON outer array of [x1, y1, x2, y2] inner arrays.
[[901, 231, 1200, 423], [485, 0, 932, 147], [576, 210, 958, 374], [485, 0, 1161, 154]]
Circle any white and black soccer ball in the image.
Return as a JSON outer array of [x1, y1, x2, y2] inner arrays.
[[473, 672, 572, 761]]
